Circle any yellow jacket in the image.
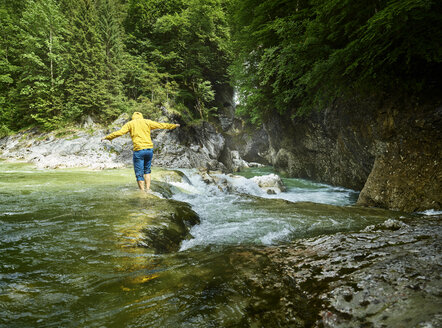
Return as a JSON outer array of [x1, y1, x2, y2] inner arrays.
[[104, 112, 178, 151]]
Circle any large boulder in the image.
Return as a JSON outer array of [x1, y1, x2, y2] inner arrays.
[[152, 121, 228, 170], [113, 174, 200, 254]]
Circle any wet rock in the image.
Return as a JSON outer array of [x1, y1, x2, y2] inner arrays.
[[251, 173, 286, 194], [152, 168, 187, 184], [140, 198, 200, 253], [230, 150, 250, 171], [245, 215, 442, 327], [195, 170, 287, 195], [380, 218, 407, 230], [120, 194, 200, 254]]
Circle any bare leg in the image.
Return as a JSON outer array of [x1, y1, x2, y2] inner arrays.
[[137, 180, 145, 191], [144, 174, 151, 190]]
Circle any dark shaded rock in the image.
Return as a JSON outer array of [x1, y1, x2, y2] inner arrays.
[[263, 99, 377, 190], [357, 106, 442, 211], [152, 121, 229, 171], [223, 122, 270, 165], [214, 83, 235, 132], [261, 98, 441, 212]]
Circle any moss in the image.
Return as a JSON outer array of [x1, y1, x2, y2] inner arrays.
[[139, 199, 200, 254]]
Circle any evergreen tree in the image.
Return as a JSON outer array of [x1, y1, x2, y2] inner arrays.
[[64, 0, 108, 121], [148, 0, 232, 117], [0, 0, 26, 132], [97, 0, 125, 119], [15, 0, 68, 130]]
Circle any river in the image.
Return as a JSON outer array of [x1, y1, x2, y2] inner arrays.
[[0, 161, 418, 327]]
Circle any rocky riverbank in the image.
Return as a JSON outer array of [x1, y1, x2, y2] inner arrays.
[[230, 213, 442, 327], [0, 113, 254, 172]]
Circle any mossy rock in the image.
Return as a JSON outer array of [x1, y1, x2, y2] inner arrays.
[[133, 196, 200, 253], [150, 181, 174, 198], [152, 168, 187, 183]]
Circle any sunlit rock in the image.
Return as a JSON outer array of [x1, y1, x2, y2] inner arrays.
[[251, 174, 286, 194]]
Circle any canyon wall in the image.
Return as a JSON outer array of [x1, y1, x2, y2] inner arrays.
[[237, 98, 441, 212]]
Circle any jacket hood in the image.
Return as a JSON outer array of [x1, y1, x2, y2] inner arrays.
[[132, 112, 143, 120]]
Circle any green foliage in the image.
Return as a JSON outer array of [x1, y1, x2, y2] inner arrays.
[[191, 79, 216, 119], [1, 0, 440, 133], [230, 0, 442, 123], [0, 124, 12, 138], [97, 0, 126, 119], [125, 0, 232, 119], [16, 0, 68, 130], [64, 0, 108, 121], [1, 0, 233, 132], [0, 1, 23, 129]]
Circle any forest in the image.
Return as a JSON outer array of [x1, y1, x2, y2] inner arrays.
[[0, 0, 441, 133]]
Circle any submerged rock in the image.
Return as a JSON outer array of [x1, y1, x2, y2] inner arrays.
[[140, 198, 200, 253], [116, 192, 200, 254]]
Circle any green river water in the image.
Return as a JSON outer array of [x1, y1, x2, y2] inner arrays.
[[0, 161, 407, 327]]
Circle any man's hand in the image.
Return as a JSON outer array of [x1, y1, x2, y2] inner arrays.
[[101, 137, 107, 142], [175, 124, 180, 128]]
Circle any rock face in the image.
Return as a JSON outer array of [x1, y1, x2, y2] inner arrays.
[[260, 99, 441, 212], [357, 107, 442, 211], [152, 121, 227, 170], [222, 121, 270, 166]]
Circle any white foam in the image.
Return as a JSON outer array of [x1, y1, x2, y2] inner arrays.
[[173, 169, 361, 251], [168, 181, 200, 194], [260, 227, 292, 245], [419, 209, 442, 216]]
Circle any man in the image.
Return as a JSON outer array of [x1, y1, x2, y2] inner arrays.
[[102, 112, 180, 191]]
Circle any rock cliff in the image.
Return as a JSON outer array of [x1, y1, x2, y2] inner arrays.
[[255, 98, 441, 212]]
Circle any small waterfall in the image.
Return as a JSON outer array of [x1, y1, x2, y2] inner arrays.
[[166, 169, 362, 250]]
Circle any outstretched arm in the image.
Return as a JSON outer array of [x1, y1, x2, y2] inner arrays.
[[102, 123, 130, 141], [148, 120, 180, 130]]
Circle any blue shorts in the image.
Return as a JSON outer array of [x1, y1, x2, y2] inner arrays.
[[133, 148, 153, 181]]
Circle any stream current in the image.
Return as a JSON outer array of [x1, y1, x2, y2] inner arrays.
[[0, 161, 407, 327]]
